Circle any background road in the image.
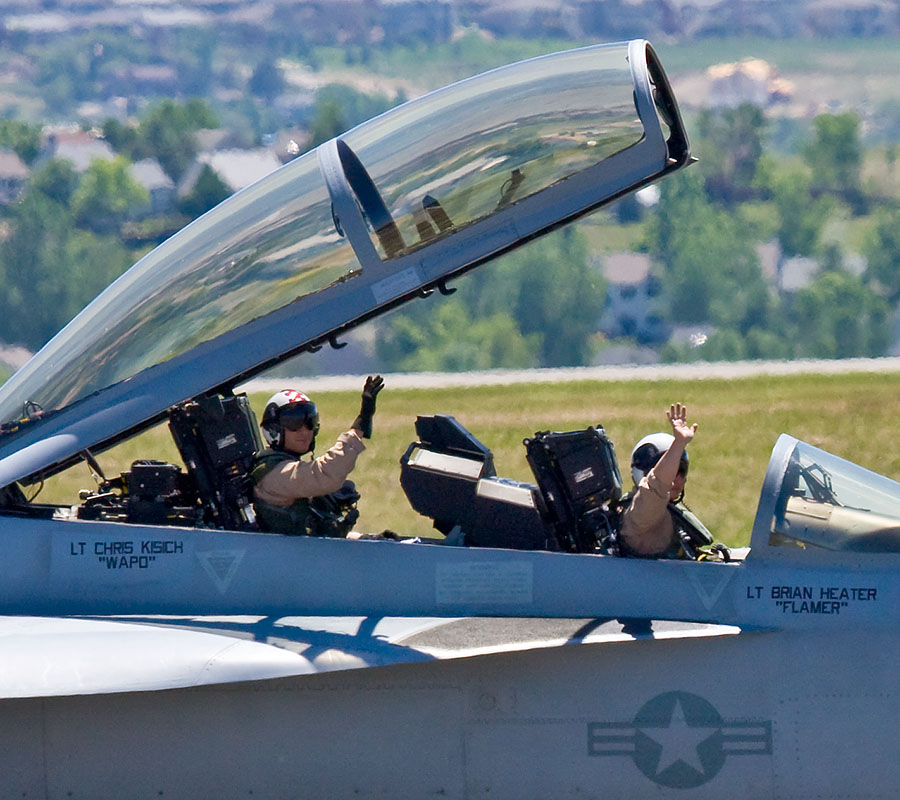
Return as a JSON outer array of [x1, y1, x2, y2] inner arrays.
[[241, 357, 900, 393]]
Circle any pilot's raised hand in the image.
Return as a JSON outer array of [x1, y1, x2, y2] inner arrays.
[[667, 402, 697, 445], [353, 375, 384, 439]]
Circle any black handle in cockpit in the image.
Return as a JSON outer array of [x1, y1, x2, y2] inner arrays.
[[335, 139, 406, 259]]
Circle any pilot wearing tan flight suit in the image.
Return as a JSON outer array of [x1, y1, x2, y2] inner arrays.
[[251, 376, 384, 535], [618, 402, 712, 558]]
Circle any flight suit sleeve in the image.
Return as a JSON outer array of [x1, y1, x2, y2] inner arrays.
[[254, 430, 366, 507], [619, 468, 676, 555]]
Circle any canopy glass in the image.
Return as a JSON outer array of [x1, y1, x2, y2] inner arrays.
[[0, 44, 646, 427]]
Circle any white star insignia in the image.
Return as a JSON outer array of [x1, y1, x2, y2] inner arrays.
[[640, 698, 720, 775]]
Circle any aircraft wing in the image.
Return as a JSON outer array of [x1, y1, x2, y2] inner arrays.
[[0, 615, 743, 699]]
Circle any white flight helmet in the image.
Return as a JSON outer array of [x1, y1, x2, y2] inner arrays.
[[630, 432, 689, 485], [260, 389, 319, 452]]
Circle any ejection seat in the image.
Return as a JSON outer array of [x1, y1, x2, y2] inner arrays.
[[168, 393, 262, 531], [400, 415, 624, 552], [400, 415, 554, 550]]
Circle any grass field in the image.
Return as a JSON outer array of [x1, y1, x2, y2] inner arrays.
[[35, 369, 900, 548]]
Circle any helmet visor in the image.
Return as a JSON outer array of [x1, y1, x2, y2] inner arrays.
[[280, 402, 319, 432]]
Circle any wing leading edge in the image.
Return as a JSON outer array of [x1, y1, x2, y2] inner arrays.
[[0, 615, 743, 699]]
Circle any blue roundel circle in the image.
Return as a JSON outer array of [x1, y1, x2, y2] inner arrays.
[[632, 691, 726, 788]]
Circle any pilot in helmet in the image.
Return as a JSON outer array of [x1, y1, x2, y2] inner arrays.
[[251, 376, 384, 535], [617, 402, 712, 558]]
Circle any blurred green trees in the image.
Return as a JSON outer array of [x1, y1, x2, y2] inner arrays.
[[0, 161, 140, 350], [655, 106, 895, 365], [104, 98, 218, 182], [863, 208, 900, 303], [0, 87, 895, 372], [377, 229, 605, 371], [0, 120, 42, 165], [71, 157, 149, 231]]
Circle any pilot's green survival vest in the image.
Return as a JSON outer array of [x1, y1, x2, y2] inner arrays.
[[250, 449, 360, 537]]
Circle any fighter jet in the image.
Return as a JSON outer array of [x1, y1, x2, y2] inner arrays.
[[0, 40, 895, 799]]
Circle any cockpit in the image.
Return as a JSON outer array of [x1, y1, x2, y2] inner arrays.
[[0, 39, 784, 560], [1, 383, 899, 567]]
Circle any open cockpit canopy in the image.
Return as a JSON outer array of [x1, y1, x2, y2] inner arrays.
[[0, 40, 689, 487], [755, 434, 900, 555]]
